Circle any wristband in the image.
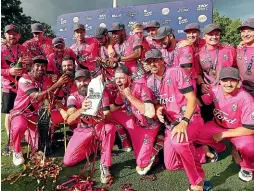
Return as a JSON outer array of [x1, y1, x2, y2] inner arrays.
[[182, 117, 190, 124]]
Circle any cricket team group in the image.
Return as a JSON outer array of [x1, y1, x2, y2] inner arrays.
[[1, 16, 254, 190]]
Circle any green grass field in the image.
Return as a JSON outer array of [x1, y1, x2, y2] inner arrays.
[[1, 114, 254, 191]]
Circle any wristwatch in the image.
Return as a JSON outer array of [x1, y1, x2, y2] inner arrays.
[[182, 117, 190, 124]]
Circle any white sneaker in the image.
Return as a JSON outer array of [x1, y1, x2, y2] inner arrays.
[[100, 163, 112, 184], [13, 151, 25, 166], [239, 168, 253, 182], [136, 155, 155, 175], [122, 146, 132, 152]]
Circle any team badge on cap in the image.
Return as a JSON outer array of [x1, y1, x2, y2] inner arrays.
[[232, 104, 237, 112]]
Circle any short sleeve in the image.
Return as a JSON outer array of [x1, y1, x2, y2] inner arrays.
[[241, 99, 254, 130], [176, 69, 194, 94], [67, 94, 78, 109], [102, 91, 110, 111], [19, 77, 38, 95], [141, 85, 154, 103], [178, 46, 194, 68]]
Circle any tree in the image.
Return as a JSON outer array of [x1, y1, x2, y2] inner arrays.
[[213, 9, 242, 47], [1, 0, 55, 43]]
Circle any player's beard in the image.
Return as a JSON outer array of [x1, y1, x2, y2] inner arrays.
[[8, 38, 18, 45], [78, 85, 88, 96], [64, 68, 75, 78]]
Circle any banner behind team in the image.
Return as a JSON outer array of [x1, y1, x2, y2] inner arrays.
[[56, 0, 213, 46]]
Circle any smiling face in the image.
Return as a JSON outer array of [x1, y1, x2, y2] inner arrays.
[[146, 58, 165, 75], [204, 30, 221, 46], [33, 31, 44, 41], [240, 27, 254, 46], [185, 29, 200, 43], [146, 27, 158, 37], [62, 59, 75, 77], [33, 63, 47, 79], [220, 78, 239, 94], [54, 44, 65, 56]]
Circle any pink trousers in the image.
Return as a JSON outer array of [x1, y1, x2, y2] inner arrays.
[[111, 110, 160, 168], [63, 121, 116, 167], [10, 114, 38, 153], [196, 121, 254, 172], [164, 116, 205, 185]]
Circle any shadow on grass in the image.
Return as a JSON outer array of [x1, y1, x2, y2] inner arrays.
[[210, 162, 240, 187]]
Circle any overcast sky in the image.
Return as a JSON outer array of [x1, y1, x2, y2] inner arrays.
[[20, 0, 254, 31]]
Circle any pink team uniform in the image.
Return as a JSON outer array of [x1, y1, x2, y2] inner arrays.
[[70, 38, 99, 72], [47, 48, 77, 76], [111, 82, 160, 168], [158, 67, 205, 185], [1, 44, 31, 93], [63, 91, 116, 166], [197, 44, 236, 85], [198, 86, 254, 172], [236, 47, 254, 96], [114, 34, 143, 75], [10, 73, 52, 152], [23, 37, 53, 57]]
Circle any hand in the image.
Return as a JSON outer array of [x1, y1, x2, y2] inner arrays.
[[201, 83, 210, 94], [237, 41, 246, 49], [93, 111, 105, 123], [156, 106, 164, 123], [96, 57, 103, 63], [120, 87, 131, 98], [171, 120, 188, 143], [142, 61, 151, 72], [22, 56, 32, 65], [9, 68, 23, 76], [178, 40, 193, 48], [59, 109, 68, 121], [56, 74, 69, 87], [81, 99, 92, 111], [213, 132, 223, 143], [50, 74, 58, 83], [108, 57, 118, 66]]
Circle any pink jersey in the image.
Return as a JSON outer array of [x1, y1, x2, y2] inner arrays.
[[201, 85, 254, 129], [114, 34, 142, 74], [236, 47, 254, 96], [1, 44, 31, 93], [141, 38, 151, 59], [114, 82, 159, 128], [70, 38, 99, 72], [145, 36, 161, 50], [67, 91, 110, 128], [47, 48, 77, 76], [23, 37, 53, 57], [147, 73, 162, 101], [198, 44, 236, 85], [158, 67, 200, 121], [12, 73, 52, 113]]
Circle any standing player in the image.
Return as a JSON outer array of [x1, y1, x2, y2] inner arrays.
[[47, 37, 77, 77], [197, 67, 254, 182], [143, 20, 160, 47], [70, 24, 99, 71], [236, 18, 254, 97], [64, 69, 116, 184], [1, 24, 32, 153], [23, 23, 53, 57], [196, 24, 236, 122]]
